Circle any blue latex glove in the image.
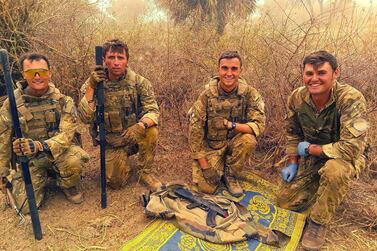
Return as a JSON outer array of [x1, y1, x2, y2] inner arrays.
[[297, 141, 310, 157], [281, 163, 298, 183]]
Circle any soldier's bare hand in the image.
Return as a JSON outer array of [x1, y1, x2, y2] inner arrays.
[[121, 123, 145, 145], [202, 167, 220, 185], [89, 65, 106, 88]]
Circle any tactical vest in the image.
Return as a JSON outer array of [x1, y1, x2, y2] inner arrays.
[[297, 101, 339, 145], [102, 70, 142, 134], [205, 78, 249, 149], [15, 86, 63, 141]]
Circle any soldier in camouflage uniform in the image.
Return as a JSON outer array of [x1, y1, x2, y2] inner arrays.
[[78, 39, 161, 191], [188, 51, 265, 197], [0, 53, 89, 214], [277, 51, 368, 250]]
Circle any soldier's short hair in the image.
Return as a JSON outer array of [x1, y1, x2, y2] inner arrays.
[[303, 50, 338, 71], [103, 39, 129, 59], [218, 51, 242, 67], [19, 53, 50, 71]]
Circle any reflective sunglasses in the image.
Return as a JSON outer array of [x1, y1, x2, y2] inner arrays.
[[23, 68, 49, 78]]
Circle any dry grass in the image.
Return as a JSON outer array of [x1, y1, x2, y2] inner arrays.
[[1, 0, 376, 250]]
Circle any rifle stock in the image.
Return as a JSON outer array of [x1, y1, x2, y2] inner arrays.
[[95, 46, 107, 209], [0, 49, 42, 240]]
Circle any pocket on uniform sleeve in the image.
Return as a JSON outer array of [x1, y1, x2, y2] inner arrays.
[[346, 118, 368, 137]]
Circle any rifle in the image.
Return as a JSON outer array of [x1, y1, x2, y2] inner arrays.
[[4, 172, 26, 225], [0, 49, 42, 240], [95, 46, 107, 209], [174, 186, 228, 227]]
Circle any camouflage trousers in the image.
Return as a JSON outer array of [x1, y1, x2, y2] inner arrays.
[[11, 145, 89, 214], [192, 133, 257, 194], [277, 157, 355, 225], [105, 126, 158, 189]]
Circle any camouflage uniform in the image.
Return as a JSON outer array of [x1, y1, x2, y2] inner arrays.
[[188, 77, 265, 193], [277, 81, 368, 225], [0, 81, 89, 214], [78, 68, 159, 189]]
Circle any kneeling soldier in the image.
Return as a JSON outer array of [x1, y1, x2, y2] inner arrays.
[[278, 51, 369, 250], [78, 39, 161, 191], [0, 53, 89, 214], [188, 51, 266, 197]]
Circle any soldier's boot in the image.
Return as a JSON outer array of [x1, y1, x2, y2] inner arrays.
[[139, 173, 162, 192], [224, 175, 243, 197], [63, 186, 84, 204], [301, 218, 327, 251]]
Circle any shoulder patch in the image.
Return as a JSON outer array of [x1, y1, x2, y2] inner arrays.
[[347, 118, 368, 137]]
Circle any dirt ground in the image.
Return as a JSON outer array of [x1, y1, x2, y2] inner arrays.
[[0, 119, 376, 251]]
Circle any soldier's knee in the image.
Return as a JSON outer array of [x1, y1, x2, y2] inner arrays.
[[277, 188, 313, 212], [236, 134, 257, 151], [145, 126, 158, 142], [107, 177, 128, 190], [320, 159, 353, 184]]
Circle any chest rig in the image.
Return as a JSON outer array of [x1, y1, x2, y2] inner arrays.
[[102, 71, 141, 134], [297, 98, 340, 145], [205, 80, 248, 149], [16, 89, 62, 141]]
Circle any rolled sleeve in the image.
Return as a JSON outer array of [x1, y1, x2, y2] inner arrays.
[[45, 97, 78, 159], [188, 93, 207, 159], [77, 95, 95, 124], [138, 78, 160, 125], [245, 90, 266, 137], [285, 94, 302, 156]]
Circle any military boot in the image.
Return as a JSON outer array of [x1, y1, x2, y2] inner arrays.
[[139, 173, 162, 191], [301, 218, 327, 250], [224, 175, 243, 197], [63, 186, 84, 204]]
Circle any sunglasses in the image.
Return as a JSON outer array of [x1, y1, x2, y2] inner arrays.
[[23, 68, 50, 78]]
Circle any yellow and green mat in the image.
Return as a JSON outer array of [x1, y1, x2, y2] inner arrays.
[[121, 173, 306, 251]]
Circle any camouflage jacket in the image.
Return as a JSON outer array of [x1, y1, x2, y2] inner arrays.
[[78, 68, 159, 131], [0, 82, 78, 177], [285, 81, 368, 173], [188, 77, 266, 159]]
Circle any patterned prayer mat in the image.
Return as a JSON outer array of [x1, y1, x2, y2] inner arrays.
[[121, 173, 306, 251]]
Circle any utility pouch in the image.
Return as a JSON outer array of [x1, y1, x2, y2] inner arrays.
[[126, 113, 137, 128], [17, 104, 33, 122], [108, 111, 123, 132], [45, 110, 56, 123]]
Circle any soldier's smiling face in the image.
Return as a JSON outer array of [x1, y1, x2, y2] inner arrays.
[[104, 49, 128, 81], [218, 57, 242, 92], [22, 59, 51, 95], [303, 62, 339, 97]]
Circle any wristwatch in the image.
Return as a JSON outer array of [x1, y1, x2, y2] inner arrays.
[[305, 145, 310, 155], [142, 121, 149, 129], [230, 122, 236, 130], [41, 141, 50, 152]]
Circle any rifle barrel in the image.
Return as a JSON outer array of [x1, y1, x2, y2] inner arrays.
[[0, 49, 42, 240]]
